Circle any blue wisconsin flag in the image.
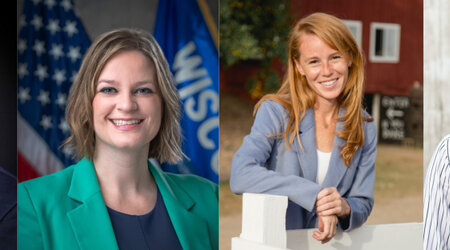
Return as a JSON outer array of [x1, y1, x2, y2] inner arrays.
[[154, 0, 218, 183], [17, 0, 91, 181]]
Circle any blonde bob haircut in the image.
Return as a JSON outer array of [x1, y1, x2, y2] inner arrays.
[[256, 12, 372, 167], [63, 28, 183, 164]]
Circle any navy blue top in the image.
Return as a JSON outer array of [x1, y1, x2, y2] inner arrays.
[[0, 167, 17, 250], [107, 188, 182, 250]]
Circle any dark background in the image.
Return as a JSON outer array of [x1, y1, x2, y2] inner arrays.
[[0, 4, 18, 176]]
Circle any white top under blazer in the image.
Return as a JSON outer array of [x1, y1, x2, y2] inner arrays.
[[316, 150, 331, 185]]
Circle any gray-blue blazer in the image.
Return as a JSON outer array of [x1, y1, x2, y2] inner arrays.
[[230, 100, 377, 231]]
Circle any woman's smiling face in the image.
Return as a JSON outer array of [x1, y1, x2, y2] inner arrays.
[[295, 33, 351, 104], [92, 50, 162, 153]]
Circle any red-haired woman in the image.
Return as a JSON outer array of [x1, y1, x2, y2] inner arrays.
[[231, 12, 376, 244]]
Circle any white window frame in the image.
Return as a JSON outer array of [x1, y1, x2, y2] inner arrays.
[[342, 20, 362, 49], [369, 22, 401, 63]]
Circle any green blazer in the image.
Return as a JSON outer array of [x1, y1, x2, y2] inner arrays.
[[18, 158, 218, 250]]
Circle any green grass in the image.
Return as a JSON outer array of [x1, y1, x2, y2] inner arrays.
[[373, 144, 422, 203]]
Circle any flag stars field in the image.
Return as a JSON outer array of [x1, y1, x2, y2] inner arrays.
[[67, 46, 81, 62], [64, 21, 78, 37], [18, 63, 29, 79], [55, 93, 67, 108], [40, 115, 53, 130], [18, 0, 92, 177], [52, 69, 66, 85], [18, 87, 32, 104], [34, 64, 48, 81], [47, 19, 61, 35], [44, 0, 57, 9], [32, 40, 46, 56], [37, 90, 51, 106], [70, 71, 78, 83], [49, 44, 64, 60], [30, 15, 43, 30], [58, 118, 70, 134], [18, 39, 27, 54], [60, 0, 72, 11], [62, 146, 74, 158], [19, 15, 26, 29]]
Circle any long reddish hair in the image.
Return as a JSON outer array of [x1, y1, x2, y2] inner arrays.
[[255, 12, 372, 166]]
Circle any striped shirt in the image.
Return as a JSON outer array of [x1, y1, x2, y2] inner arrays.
[[424, 135, 450, 250]]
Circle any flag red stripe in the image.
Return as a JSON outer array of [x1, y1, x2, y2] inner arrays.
[[18, 152, 41, 182]]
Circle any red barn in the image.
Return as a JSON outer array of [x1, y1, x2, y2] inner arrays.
[[293, 0, 423, 96], [221, 0, 423, 144]]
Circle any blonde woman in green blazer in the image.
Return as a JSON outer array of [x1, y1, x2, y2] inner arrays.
[[18, 29, 218, 250]]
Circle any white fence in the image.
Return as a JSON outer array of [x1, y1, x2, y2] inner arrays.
[[232, 193, 423, 250]]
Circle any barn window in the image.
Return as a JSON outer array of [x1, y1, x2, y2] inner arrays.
[[342, 20, 362, 49], [369, 22, 401, 63]]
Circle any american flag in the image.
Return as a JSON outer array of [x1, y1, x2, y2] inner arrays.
[[17, 0, 91, 182]]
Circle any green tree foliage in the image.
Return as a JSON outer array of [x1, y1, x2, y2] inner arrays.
[[220, 0, 294, 98]]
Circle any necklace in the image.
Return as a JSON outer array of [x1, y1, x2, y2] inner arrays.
[[321, 115, 337, 129]]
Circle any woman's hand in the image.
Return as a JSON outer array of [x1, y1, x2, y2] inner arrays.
[[316, 187, 351, 218], [313, 215, 338, 244]]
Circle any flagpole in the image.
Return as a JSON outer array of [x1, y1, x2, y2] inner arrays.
[[196, 0, 218, 49]]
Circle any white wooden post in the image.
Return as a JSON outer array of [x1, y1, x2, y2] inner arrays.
[[233, 193, 288, 250]]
